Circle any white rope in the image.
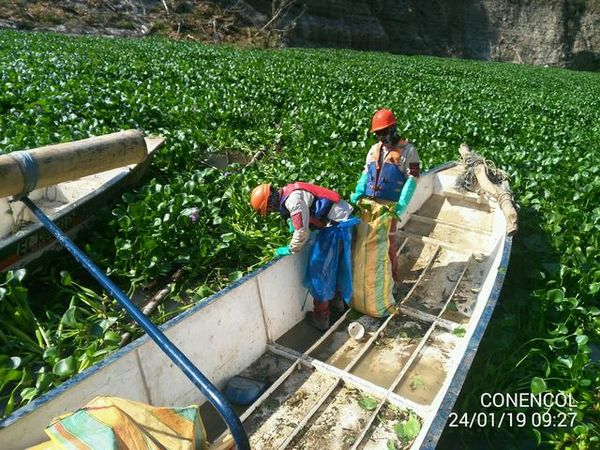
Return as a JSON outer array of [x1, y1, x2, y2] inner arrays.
[[456, 152, 509, 193]]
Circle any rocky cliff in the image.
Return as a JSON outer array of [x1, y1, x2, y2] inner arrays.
[[238, 0, 600, 70], [0, 0, 598, 70]]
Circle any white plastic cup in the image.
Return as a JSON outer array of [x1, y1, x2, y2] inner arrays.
[[348, 321, 365, 341]]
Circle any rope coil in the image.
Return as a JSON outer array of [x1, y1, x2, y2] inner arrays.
[[456, 152, 509, 193]]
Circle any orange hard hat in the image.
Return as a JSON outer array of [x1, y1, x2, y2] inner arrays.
[[371, 109, 397, 132], [250, 183, 271, 216]]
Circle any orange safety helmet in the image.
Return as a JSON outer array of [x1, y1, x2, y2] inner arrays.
[[371, 108, 397, 132], [250, 183, 271, 216]]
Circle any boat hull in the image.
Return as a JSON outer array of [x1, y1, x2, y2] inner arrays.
[[0, 162, 512, 449]]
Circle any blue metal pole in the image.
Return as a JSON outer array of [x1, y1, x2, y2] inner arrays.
[[21, 196, 249, 450]]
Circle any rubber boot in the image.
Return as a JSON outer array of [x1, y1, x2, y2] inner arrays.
[[306, 300, 330, 332]]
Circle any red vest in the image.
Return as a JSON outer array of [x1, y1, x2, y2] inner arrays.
[[281, 182, 340, 203], [279, 182, 341, 227]]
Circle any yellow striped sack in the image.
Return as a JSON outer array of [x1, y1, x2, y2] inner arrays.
[[28, 396, 207, 450], [350, 198, 396, 318]]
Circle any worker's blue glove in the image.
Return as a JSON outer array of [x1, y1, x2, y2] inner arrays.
[[286, 218, 294, 234], [395, 177, 417, 216], [350, 172, 368, 203], [274, 246, 292, 257]]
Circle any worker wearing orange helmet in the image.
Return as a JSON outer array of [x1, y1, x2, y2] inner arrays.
[[250, 182, 356, 331], [351, 108, 420, 285]]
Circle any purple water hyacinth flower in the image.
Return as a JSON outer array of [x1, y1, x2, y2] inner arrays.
[[188, 207, 200, 223]]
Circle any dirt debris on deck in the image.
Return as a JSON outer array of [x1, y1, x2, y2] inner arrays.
[[402, 247, 469, 315], [246, 366, 335, 449], [440, 256, 489, 324], [395, 238, 438, 300], [238, 349, 293, 384], [289, 385, 374, 449], [394, 329, 458, 406], [361, 404, 419, 450], [311, 314, 383, 369], [351, 317, 428, 389]]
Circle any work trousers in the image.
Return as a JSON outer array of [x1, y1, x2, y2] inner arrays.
[[389, 218, 399, 283]]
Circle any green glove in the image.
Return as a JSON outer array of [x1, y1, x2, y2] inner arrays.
[[350, 172, 368, 203], [286, 218, 295, 234], [395, 177, 417, 216], [275, 246, 292, 257]]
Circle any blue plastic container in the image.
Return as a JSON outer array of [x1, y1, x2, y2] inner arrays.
[[224, 376, 267, 406]]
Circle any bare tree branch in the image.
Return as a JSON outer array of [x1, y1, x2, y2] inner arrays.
[[253, 0, 296, 39]]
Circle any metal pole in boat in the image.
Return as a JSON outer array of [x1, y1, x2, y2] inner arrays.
[[20, 196, 250, 450]]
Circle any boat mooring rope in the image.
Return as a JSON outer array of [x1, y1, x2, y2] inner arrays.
[[456, 152, 509, 193]]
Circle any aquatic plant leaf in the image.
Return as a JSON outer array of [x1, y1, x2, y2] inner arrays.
[[393, 414, 421, 442], [52, 356, 77, 377], [358, 396, 378, 411], [531, 377, 547, 394]]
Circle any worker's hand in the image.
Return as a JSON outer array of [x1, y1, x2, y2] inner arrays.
[[274, 246, 292, 257], [286, 218, 295, 234]]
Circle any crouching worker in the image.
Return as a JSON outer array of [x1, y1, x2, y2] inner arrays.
[[250, 182, 359, 331]]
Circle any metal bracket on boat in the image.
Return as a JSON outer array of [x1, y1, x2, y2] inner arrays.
[[19, 195, 250, 450], [10, 150, 39, 200]]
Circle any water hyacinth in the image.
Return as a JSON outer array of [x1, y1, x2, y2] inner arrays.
[[0, 30, 598, 448], [187, 207, 200, 223]]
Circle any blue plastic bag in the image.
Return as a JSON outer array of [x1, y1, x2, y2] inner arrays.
[[305, 217, 360, 303]]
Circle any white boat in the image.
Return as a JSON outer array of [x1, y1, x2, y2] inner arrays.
[[0, 135, 165, 272], [0, 161, 512, 450]]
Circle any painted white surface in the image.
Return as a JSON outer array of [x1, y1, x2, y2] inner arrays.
[[260, 250, 312, 342], [0, 136, 162, 241], [0, 171, 128, 240], [137, 277, 268, 407]]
